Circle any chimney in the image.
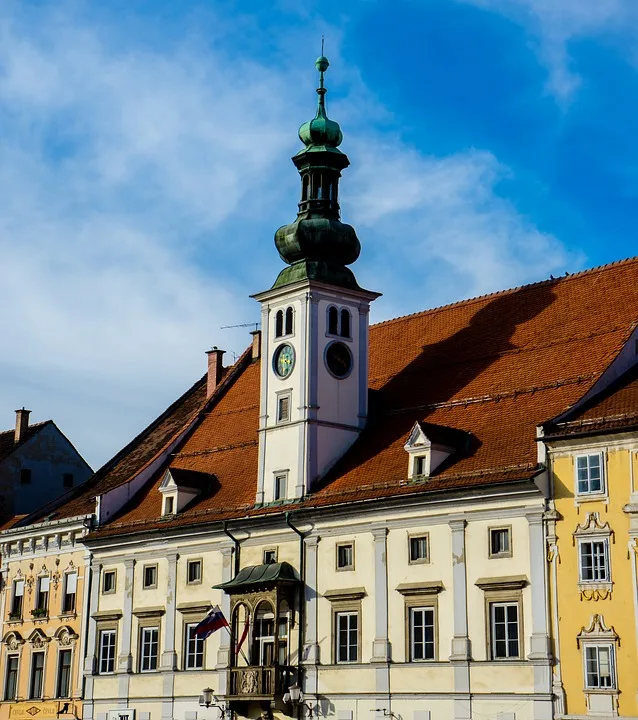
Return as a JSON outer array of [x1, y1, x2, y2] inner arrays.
[[14, 408, 31, 445], [250, 330, 261, 361], [206, 348, 225, 398]]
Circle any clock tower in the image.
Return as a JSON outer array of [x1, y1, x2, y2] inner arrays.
[[252, 55, 380, 504]]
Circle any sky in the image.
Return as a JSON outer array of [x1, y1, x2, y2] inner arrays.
[[1, 0, 637, 468]]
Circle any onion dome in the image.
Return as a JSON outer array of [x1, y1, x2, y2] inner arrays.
[[272, 55, 362, 291], [298, 56, 344, 150]]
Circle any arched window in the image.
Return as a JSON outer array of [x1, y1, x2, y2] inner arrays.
[[252, 602, 275, 667], [275, 310, 283, 338], [340, 309, 351, 338], [328, 306, 339, 335], [302, 175, 310, 201], [232, 603, 250, 668], [285, 307, 294, 335], [317, 173, 323, 199]]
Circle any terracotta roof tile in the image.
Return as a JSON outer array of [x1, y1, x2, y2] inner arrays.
[[89, 257, 638, 538]]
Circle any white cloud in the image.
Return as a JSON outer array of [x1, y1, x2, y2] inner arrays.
[[0, 2, 575, 467], [455, 0, 634, 104]]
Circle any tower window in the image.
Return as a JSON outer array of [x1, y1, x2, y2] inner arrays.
[[340, 309, 351, 338], [302, 175, 310, 201], [274, 473, 287, 501], [328, 306, 339, 335], [285, 307, 294, 335], [275, 310, 284, 338], [277, 394, 291, 424]]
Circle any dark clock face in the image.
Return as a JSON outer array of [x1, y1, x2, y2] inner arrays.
[[325, 341, 353, 379], [274, 343, 295, 378]]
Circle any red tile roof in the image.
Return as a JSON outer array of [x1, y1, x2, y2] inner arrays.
[[544, 364, 638, 438], [0, 421, 51, 464], [80, 257, 638, 537]]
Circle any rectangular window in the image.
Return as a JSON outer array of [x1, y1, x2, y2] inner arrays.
[[184, 623, 204, 670], [56, 649, 72, 698], [140, 627, 159, 672], [576, 453, 604, 495], [187, 560, 202, 584], [277, 395, 291, 423], [29, 652, 44, 699], [63, 473, 74, 488], [414, 456, 427, 476], [20, 469, 31, 485], [263, 549, 277, 565], [490, 602, 520, 659], [99, 630, 116, 674], [585, 644, 615, 689], [62, 572, 77, 613], [36, 576, 50, 611], [11, 580, 24, 617], [336, 612, 358, 663], [102, 571, 116, 594], [409, 535, 429, 563], [143, 565, 157, 589], [489, 527, 512, 557], [164, 496, 174, 515], [410, 607, 435, 661], [274, 474, 287, 501], [579, 539, 610, 582], [336, 543, 354, 570], [4, 655, 18, 701]]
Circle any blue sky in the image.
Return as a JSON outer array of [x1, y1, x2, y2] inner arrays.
[[1, 0, 636, 467]]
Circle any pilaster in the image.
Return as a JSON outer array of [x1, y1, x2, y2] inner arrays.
[[216, 546, 234, 696], [448, 519, 471, 720], [303, 536, 320, 664], [117, 556, 135, 708], [160, 552, 179, 670]]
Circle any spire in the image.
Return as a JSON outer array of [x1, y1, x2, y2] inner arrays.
[[272, 54, 362, 291]]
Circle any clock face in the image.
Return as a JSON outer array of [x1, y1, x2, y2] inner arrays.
[[325, 341, 353, 379], [274, 343, 295, 378]]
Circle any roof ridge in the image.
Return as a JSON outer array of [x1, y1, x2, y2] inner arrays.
[[371, 255, 638, 330], [0, 419, 51, 436]]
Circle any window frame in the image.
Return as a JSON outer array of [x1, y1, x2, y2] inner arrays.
[[276, 391, 292, 425], [62, 571, 77, 614], [334, 610, 359, 664], [408, 534, 429, 565], [36, 575, 50, 612], [186, 559, 202, 585], [142, 564, 158, 590], [29, 651, 45, 699], [56, 648, 73, 698], [575, 452, 606, 497], [583, 643, 616, 690], [11, 579, 24, 617], [98, 628, 116, 674], [263, 549, 278, 565], [4, 654, 19, 701], [102, 570, 116, 595], [488, 600, 522, 660], [488, 526, 513, 559], [139, 625, 160, 672], [578, 537, 611, 584], [408, 605, 437, 662], [336, 542, 355, 571], [273, 472, 288, 502], [184, 622, 205, 670]]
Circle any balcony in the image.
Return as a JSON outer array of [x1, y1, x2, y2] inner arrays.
[[228, 666, 294, 700]]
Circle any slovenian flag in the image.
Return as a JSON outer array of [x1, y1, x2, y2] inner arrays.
[[194, 605, 228, 639]]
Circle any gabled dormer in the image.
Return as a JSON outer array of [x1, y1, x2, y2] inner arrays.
[[159, 469, 214, 516], [404, 421, 469, 480]]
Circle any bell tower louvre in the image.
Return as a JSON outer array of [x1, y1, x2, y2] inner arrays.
[[252, 55, 380, 505]]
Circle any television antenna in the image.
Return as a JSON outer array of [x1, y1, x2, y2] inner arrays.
[[220, 322, 260, 331]]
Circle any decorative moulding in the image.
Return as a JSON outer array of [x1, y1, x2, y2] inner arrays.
[[323, 587, 367, 601], [177, 602, 212, 614], [132, 606, 166, 618], [572, 512, 614, 543], [91, 610, 123, 621], [395, 581, 444, 596], [576, 613, 619, 648], [475, 575, 528, 591]]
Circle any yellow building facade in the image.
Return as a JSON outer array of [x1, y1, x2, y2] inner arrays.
[[0, 516, 91, 720], [544, 366, 638, 719]]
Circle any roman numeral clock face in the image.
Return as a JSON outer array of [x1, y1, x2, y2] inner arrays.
[[274, 343, 295, 378]]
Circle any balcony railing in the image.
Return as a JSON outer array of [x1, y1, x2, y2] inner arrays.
[[228, 665, 294, 699]]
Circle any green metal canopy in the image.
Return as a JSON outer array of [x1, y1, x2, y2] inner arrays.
[[214, 562, 300, 591]]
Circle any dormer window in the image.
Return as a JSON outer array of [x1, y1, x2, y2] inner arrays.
[[275, 307, 294, 338], [404, 422, 466, 481], [159, 469, 212, 517], [327, 306, 351, 338]]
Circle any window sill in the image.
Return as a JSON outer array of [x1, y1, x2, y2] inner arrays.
[[575, 493, 608, 504]]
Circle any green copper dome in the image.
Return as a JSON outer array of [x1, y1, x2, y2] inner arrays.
[[272, 55, 362, 291], [298, 56, 343, 150]]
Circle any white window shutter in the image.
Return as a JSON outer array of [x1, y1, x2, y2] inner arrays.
[[15, 580, 24, 596], [66, 573, 77, 593], [40, 576, 50, 592]]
